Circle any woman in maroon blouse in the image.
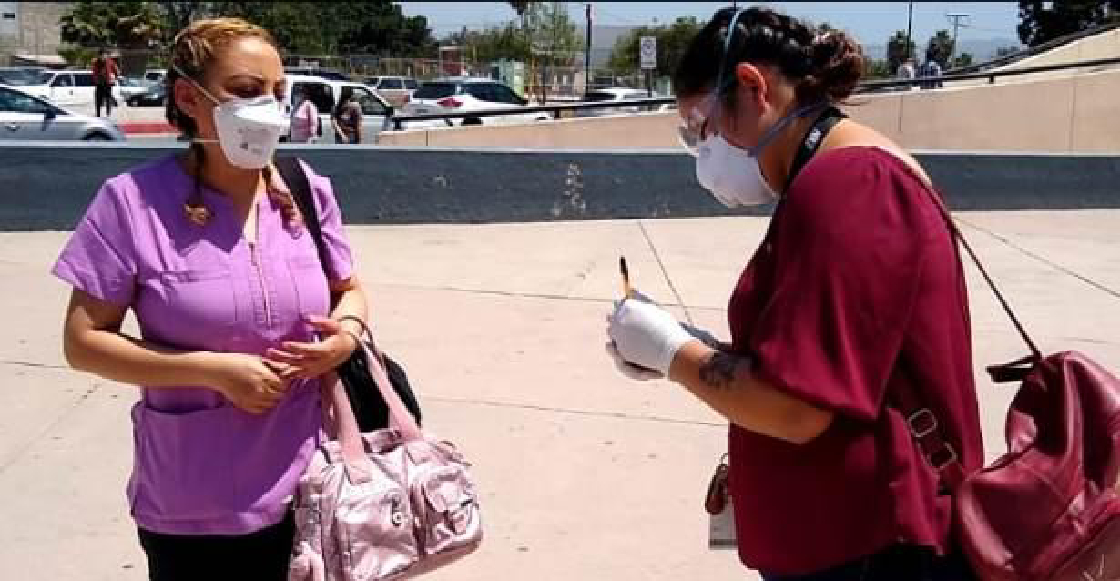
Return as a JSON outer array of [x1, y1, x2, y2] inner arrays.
[[607, 7, 983, 580]]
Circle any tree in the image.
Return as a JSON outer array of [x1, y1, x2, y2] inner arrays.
[[506, 1, 535, 17], [60, 2, 164, 73], [524, 1, 582, 65], [444, 23, 531, 64], [202, 1, 435, 57], [1017, 0, 1119, 47], [157, 1, 207, 44], [863, 57, 893, 79], [607, 16, 702, 75], [886, 29, 916, 74], [924, 29, 954, 67], [61, 2, 164, 50], [951, 52, 974, 69]]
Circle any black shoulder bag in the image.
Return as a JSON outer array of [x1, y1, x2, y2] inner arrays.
[[274, 157, 422, 431]]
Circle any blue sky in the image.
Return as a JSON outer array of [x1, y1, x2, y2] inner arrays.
[[396, 2, 1023, 48]]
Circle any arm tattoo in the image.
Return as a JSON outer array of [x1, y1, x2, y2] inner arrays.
[[698, 350, 746, 390]]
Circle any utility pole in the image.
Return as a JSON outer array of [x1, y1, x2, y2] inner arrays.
[[906, 1, 914, 61], [584, 3, 592, 95], [946, 12, 971, 66]]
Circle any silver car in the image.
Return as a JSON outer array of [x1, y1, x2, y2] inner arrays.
[[0, 85, 125, 141]]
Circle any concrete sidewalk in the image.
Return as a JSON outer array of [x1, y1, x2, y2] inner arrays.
[[2, 212, 1119, 580]]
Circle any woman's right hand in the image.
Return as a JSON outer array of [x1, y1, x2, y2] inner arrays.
[[204, 353, 293, 414]]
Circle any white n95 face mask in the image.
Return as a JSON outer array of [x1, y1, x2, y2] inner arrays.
[[176, 68, 290, 170], [207, 94, 290, 169], [695, 133, 776, 208], [694, 101, 826, 208]]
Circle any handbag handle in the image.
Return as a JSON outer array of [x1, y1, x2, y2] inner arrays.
[[920, 183, 1041, 361]]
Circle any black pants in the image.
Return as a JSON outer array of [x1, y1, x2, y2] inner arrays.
[[137, 511, 294, 581], [761, 544, 975, 581], [95, 83, 115, 117]]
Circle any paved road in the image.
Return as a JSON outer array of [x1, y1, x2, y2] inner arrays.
[[2, 213, 1119, 580]]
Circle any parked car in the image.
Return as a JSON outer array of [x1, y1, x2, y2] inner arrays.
[[283, 74, 394, 143], [364, 76, 418, 107], [19, 70, 123, 108], [116, 77, 151, 102], [143, 69, 167, 87], [0, 85, 125, 140], [127, 82, 168, 107], [400, 78, 548, 128], [284, 67, 350, 82], [0, 67, 47, 87], [575, 87, 658, 118]]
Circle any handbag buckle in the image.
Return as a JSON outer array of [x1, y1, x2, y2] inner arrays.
[[929, 443, 959, 471], [907, 408, 938, 438]]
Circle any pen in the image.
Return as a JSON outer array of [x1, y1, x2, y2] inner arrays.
[[620, 256, 631, 299]]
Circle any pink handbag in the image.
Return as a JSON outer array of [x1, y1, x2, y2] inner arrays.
[[289, 323, 483, 581]]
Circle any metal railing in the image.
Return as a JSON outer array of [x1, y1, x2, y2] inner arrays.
[[856, 54, 1120, 92], [386, 54, 1120, 130]]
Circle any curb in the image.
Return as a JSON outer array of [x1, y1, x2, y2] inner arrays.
[[119, 122, 177, 136]]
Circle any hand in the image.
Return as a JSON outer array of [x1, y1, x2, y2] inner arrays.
[[265, 316, 359, 381], [205, 352, 293, 414], [605, 341, 663, 381], [607, 298, 696, 376]]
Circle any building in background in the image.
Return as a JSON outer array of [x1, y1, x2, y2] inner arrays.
[[0, 2, 70, 67]]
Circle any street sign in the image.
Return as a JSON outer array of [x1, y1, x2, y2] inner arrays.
[[640, 36, 657, 70]]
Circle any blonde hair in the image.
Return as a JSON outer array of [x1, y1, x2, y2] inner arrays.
[[165, 18, 300, 230]]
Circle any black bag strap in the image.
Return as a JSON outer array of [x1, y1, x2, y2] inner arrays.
[[274, 157, 330, 274]]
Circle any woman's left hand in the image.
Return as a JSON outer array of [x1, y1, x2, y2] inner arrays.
[[265, 316, 359, 380]]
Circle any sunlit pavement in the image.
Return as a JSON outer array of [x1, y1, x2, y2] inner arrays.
[[2, 212, 1118, 580]]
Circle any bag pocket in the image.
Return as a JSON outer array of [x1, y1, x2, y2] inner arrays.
[[334, 475, 419, 581], [411, 463, 483, 558]]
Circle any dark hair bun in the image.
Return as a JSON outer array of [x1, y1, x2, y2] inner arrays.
[[801, 30, 864, 103], [673, 7, 865, 106]]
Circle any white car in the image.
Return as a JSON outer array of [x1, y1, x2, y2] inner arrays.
[[19, 70, 123, 108], [143, 69, 167, 87], [0, 85, 125, 140], [365, 76, 418, 108], [575, 87, 659, 118], [283, 74, 394, 143], [116, 77, 151, 102], [400, 78, 549, 128]]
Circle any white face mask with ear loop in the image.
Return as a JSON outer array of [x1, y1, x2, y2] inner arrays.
[[693, 9, 824, 208], [173, 66, 290, 170], [696, 101, 825, 207]]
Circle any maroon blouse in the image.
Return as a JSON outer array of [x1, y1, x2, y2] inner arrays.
[[726, 146, 984, 575]]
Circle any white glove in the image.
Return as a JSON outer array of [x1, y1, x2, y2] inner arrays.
[[607, 298, 695, 376], [605, 341, 663, 381]]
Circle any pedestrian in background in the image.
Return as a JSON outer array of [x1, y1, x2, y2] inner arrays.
[[897, 56, 917, 91], [53, 17, 368, 580], [607, 6, 981, 580], [331, 87, 362, 144], [921, 55, 945, 89], [91, 48, 119, 117], [290, 84, 319, 143]]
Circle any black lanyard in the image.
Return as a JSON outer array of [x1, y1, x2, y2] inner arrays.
[[783, 106, 847, 193]]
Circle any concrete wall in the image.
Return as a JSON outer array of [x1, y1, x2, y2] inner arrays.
[[378, 69, 1120, 153], [1001, 27, 1120, 72], [1, 143, 1118, 231]]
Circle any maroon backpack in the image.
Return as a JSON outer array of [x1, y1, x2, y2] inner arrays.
[[898, 197, 1120, 580]]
